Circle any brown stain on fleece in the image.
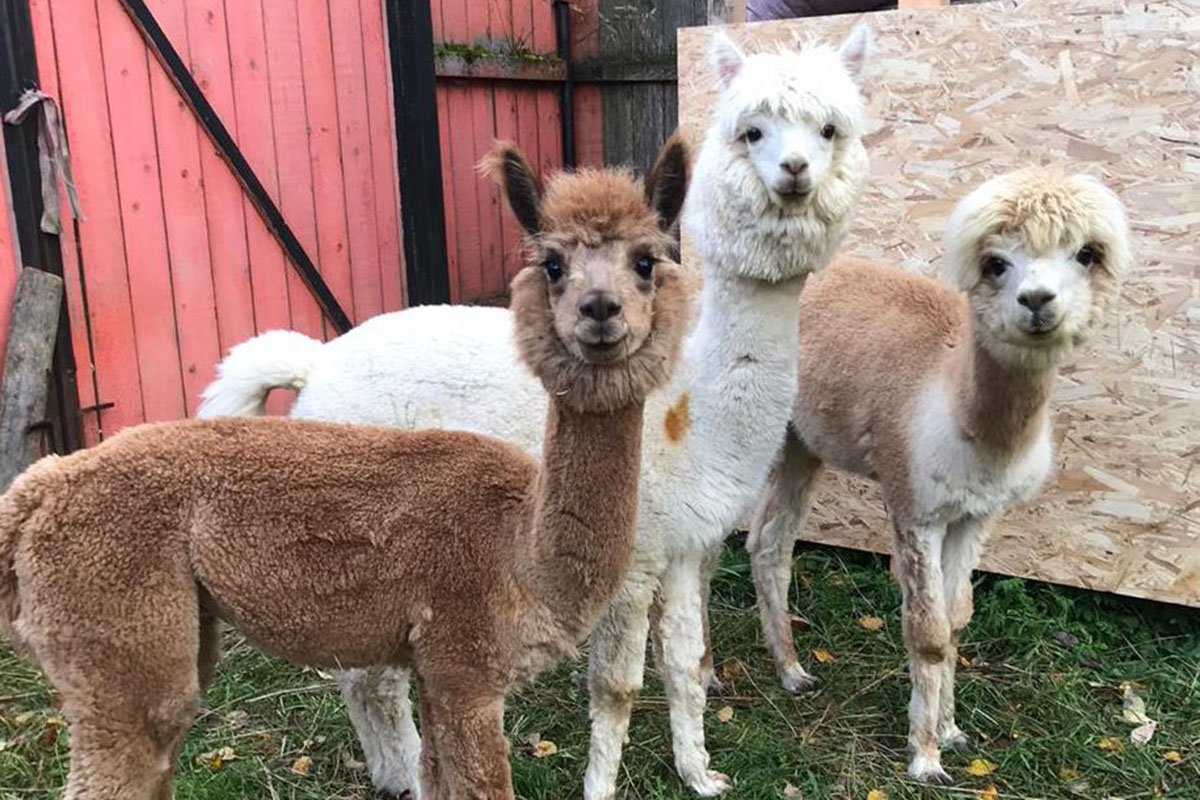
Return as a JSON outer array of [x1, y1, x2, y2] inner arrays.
[[664, 393, 690, 443]]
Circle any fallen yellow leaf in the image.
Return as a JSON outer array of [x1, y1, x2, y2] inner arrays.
[[532, 739, 558, 758], [716, 705, 734, 723], [1059, 766, 1080, 781], [866, 790, 888, 800], [196, 746, 237, 772], [965, 758, 997, 777], [1164, 750, 1182, 763], [783, 782, 803, 799], [1098, 737, 1125, 753], [812, 648, 835, 664], [859, 615, 884, 631], [980, 785, 998, 800], [290, 755, 313, 776]]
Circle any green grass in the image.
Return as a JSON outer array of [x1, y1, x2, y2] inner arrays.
[[2, 541, 1198, 799]]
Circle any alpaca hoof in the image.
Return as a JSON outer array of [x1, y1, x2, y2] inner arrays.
[[686, 769, 733, 796], [781, 664, 819, 695], [909, 757, 954, 786], [940, 728, 972, 752]]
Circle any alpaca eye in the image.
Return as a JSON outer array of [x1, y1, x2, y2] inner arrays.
[[744, 127, 763, 144], [634, 256, 654, 280], [1075, 245, 1098, 267], [982, 256, 1009, 278], [820, 123, 837, 140], [542, 256, 563, 282]]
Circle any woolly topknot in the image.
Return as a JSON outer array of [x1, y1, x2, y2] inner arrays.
[[943, 168, 1132, 292]]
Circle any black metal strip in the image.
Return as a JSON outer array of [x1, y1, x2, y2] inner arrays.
[[384, 0, 450, 306], [1, 0, 83, 453], [115, 0, 352, 333], [553, 0, 576, 169]]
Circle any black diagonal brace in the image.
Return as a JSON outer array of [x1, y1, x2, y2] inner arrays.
[[116, 0, 352, 334]]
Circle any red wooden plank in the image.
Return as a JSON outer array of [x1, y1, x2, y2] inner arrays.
[[436, 85, 460, 302], [0, 132, 18, 388], [431, 0, 445, 42], [184, 0, 257, 352], [465, 0, 490, 41], [227, 0, 293, 335], [531, 0, 556, 53], [95, 0, 187, 424], [28, 0, 99, 443], [535, 86, 563, 178], [472, 84, 504, 299], [445, 83, 483, 301], [441, 0, 469, 41], [296, 0, 355, 321], [574, 85, 604, 168], [492, 83, 523, 286], [329, 0, 383, 322], [360, 0, 405, 311], [142, 0, 221, 417], [262, 0, 326, 340]]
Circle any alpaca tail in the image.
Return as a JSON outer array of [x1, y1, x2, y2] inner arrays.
[[197, 330, 325, 418], [0, 457, 58, 640]]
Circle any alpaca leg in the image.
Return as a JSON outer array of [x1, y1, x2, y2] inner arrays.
[[896, 523, 953, 785], [583, 572, 657, 800], [197, 602, 223, 692], [746, 433, 822, 695], [417, 689, 442, 799], [658, 553, 731, 796], [337, 665, 423, 798], [697, 540, 724, 693], [938, 517, 985, 752], [419, 688, 510, 800]]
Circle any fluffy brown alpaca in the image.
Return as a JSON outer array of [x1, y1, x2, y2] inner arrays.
[[0, 137, 693, 800]]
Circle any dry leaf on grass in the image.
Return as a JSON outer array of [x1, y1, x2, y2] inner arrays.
[[1121, 683, 1154, 725], [716, 705, 734, 723], [531, 740, 558, 758], [812, 648, 835, 664], [1059, 766, 1080, 781], [866, 790, 888, 800], [783, 782, 803, 799], [196, 746, 238, 772], [1098, 737, 1125, 753], [980, 785, 998, 800], [290, 755, 313, 776], [859, 615, 885, 631], [1164, 750, 1183, 762], [1130, 720, 1157, 745], [965, 758, 997, 777]]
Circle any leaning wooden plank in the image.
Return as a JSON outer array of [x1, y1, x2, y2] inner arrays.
[[0, 132, 19, 390], [0, 268, 62, 492]]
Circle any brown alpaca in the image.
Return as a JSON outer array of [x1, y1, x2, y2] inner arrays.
[[0, 137, 693, 800]]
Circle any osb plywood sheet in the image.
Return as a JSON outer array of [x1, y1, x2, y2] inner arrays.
[[678, 0, 1200, 606]]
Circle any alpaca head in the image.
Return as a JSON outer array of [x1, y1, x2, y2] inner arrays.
[[485, 137, 695, 413], [943, 168, 1132, 370], [695, 26, 872, 280]]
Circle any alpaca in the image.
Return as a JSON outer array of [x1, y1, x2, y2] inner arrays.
[[0, 138, 694, 800], [745, 168, 1132, 783], [198, 28, 872, 798]]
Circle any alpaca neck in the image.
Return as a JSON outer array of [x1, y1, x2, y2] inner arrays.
[[669, 269, 806, 527], [527, 395, 644, 639], [953, 323, 1056, 456]]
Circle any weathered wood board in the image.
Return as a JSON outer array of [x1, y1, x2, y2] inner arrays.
[[678, 0, 1200, 606]]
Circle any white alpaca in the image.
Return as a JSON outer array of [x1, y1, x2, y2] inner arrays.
[[745, 169, 1132, 783], [199, 28, 872, 798]]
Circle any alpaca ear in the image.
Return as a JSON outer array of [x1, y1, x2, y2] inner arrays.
[[645, 132, 690, 232], [708, 32, 745, 89], [837, 24, 872, 80], [481, 141, 543, 235]]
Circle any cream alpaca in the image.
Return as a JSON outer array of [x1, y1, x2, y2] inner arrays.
[[745, 169, 1131, 783], [0, 139, 693, 800], [198, 28, 872, 799]]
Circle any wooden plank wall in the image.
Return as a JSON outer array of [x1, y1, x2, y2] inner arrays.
[[678, 0, 1200, 606], [431, 0, 599, 303], [25, 0, 405, 443]]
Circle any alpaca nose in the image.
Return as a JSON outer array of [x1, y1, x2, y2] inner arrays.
[[1018, 289, 1057, 312], [579, 290, 622, 322], [780, 157, 808, 176]]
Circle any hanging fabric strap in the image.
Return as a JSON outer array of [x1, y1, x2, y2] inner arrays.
[[4, 89, 84, 234]]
